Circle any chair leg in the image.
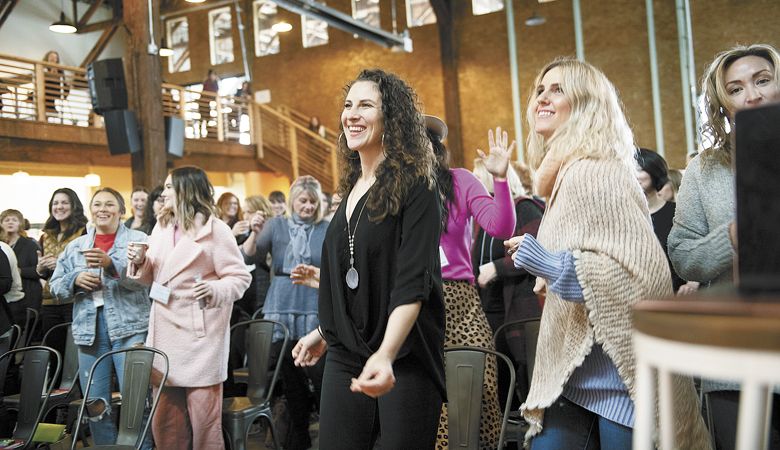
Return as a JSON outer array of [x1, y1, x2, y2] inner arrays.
[[262, 415, 280, 450]]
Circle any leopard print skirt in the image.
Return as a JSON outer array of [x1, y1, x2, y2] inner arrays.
[[436, 280, 501, 450]]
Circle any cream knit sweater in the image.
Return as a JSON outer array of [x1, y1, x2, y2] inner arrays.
[[521, 158, 711, 449]]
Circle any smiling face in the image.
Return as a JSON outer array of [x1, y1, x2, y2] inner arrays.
[[223, 196, 239, 218], [90, 191, 121, 232], [1, 215, 21, 236], [161, 175, 177, 213], [533, 66, 572, 139], [723, 55, 780, 117], [270, 200, 286, 217], [131, 191, 148, 216], [51, 193, 73, 223], [341, 80, 384, 153], [292, 192, 318, 221]]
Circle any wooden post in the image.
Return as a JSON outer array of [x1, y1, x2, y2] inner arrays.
[[177, 88, 187, 120], [288, 123, 299, 180], [124, 0, 166, 189], [216, 94, 224, 142], [431, 0, 465, 167], [34, 64, 46, 122], [250, 103, 264, 158]]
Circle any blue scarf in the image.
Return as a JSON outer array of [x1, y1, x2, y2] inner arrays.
[[282, 214, 314, 273]]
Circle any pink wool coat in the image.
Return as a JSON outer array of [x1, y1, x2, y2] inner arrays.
[[128, 214, 251, 387]]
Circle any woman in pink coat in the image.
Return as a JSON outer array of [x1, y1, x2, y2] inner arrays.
[[128, 166, 251, 450]]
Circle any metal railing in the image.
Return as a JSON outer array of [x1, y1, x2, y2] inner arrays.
[[0, 53, 339, 190]]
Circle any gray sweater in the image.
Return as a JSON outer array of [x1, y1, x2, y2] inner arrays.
[[668, 152, 735, 286]]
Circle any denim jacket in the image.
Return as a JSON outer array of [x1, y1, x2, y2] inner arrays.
[[50, 224, 151, 346]]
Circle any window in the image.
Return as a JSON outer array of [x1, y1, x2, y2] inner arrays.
[[406, 0, 436, 28], [166, 17, 191, 73], [209, 6, 235, 65], [253, 1, 280, 57], [472, 0, 504, 15], [302, 9, 329, 48], [352, 0, 380, 27]]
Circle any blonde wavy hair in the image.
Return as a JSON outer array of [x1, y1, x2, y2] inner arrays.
[[288, 175, 324, 224], [700, 43, 780, 167], [243, 195, 273, 219], [157, 166, 218, 231], [472, 158, 526, 199], [525, 58, 636, 171]]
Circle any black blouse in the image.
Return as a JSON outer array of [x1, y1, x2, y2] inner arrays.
[[318, 181, 446, 398], [651, 201, 685, 292]]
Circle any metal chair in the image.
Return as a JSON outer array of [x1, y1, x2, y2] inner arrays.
[[69, 345, 169, 450], [0, 345, 62, 449], [18, 307, 39, 348], [492, 318, 541, 446], [445, 346, 516, 450], [3, 323, 81, 419], [222, 319, 289, 450]]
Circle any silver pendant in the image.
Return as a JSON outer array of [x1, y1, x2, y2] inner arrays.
[[346, 267, 359, 289]]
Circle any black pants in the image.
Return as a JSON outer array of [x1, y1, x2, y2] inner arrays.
[[318, 348, 442, 450], [708, 391, 780, 450]]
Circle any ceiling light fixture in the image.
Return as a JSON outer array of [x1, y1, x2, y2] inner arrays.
[[271, 21, 293, 33], [525, 12, 546, 26], [186, 0, 206, 3], [84, 172, 101, 187], [49, 11, 77, 34], [12, 170, 30, 179], [159, 38, 174, 57]]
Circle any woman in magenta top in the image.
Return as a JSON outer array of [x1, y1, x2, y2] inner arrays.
[[428, 116, 516, 449]]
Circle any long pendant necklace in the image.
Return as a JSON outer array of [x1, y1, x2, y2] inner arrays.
[[346, 198, 368, 290]]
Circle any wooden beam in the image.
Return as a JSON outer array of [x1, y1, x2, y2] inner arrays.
[[77, 18, 121, 34], [124, 0, 167, 189], [77, 0, 104, 28], [0, 0, 19, 31], [81, 24, 119, 68], [430, 0, 465, 167]]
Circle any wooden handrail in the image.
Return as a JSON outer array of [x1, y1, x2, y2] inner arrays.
[[0, 52, 338, 190]]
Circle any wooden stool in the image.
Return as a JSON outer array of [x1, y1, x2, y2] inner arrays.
[[633, 296, 780, 450]]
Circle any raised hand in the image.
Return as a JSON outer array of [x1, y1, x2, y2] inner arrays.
[[291, 264, 320, 289], [476, 126, 515, 179]]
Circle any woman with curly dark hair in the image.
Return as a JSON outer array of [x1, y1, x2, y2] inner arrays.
[[291, 69, 445, 449], [38, 187, 88, 342]]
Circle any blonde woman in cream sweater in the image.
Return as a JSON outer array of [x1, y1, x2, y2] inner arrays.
[[504, 58, 710, 449]]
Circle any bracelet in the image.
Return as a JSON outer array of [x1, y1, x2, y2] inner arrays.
[[317, 327, 325, 339]]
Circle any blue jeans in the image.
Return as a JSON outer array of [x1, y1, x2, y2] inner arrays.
[[531, 396, 632, 450], [77, 309, 147, 446]]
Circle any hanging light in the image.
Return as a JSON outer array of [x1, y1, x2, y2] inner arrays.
[[271, 21, 293, 33], [185, 0, 206, 3], [12, 170, 30, 179], [84, 172, 101, 187], [50, 11, 77, 33], [50, 0, 77, 34], [525, 12, 546, 26], [159, 38, 174, 57]]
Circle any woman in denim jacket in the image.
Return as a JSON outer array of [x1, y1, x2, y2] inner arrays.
[[50, 187, 151, 446]]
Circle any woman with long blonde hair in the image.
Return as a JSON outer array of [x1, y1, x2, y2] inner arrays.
[[505, 58, 709, 449], [128, 166, 250, 450]]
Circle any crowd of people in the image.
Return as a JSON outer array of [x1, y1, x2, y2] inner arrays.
[[0, 41, 778, 450]]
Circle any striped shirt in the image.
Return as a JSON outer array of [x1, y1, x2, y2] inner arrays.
[[513, 234, 634, 427]]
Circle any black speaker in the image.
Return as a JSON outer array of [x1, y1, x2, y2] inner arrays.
[[165, 116, 185, 158], [87, 58, 127, 115], [104, 109, 140, 155]]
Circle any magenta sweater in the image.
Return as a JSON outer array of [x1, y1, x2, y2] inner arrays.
[[441, 168, 516, 282]]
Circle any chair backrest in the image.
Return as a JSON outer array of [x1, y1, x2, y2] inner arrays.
[[70, 346, 169, 450], [493, 318, 541, 387], [42, 322, 78, 391], [20, 308, 39, 347], [445, 346, 515, 450], [231, 319, 288, 404], [0, 345, 61, 444]]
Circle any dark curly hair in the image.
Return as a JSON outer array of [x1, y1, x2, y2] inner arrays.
[[428, 129, 453, 230], [336, 69, 436, 222]]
